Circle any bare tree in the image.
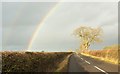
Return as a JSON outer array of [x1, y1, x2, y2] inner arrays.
[[74, 26, 103, 50]]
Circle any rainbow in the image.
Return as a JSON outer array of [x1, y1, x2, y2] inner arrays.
[[27, 2, 62, 51]]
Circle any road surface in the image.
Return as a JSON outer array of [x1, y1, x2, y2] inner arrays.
[[68, 53, 119, 74]]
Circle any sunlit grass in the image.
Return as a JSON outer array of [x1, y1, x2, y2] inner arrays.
[[80, 44, 119, 65]]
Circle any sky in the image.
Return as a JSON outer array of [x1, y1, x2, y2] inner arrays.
[[2, 2, 118, 52], [1, 0, 119, 2]]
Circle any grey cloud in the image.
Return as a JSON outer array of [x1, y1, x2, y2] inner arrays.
[[3, 2, 57, 50], [3, 2, 57, 27], [2, 2, 118, 51]]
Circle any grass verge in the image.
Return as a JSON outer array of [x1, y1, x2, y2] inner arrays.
[[55, 53, 72, 72], [81, 53, 118, 65], [80, 45, 119, 65]]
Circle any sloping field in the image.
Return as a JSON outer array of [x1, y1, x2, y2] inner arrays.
[[2, 52, 72, 72]]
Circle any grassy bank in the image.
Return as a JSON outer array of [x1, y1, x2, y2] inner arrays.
[[2, 51, 72, 72], [81, 45, 119, 65]]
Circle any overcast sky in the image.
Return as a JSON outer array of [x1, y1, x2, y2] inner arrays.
[[2, 2, 118, 51]]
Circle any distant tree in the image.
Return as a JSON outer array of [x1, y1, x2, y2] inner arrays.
[[73, 26, 103, 50], [41, 51, 44, 52]]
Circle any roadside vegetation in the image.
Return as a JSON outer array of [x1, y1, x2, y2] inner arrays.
[[2, 52, 72, 72], [73, 26, 119, 65], [80, 44, 119, 65]]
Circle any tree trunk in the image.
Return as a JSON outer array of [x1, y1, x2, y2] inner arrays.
[[84, 41, 90, 50], [80, 40, 90, 50]]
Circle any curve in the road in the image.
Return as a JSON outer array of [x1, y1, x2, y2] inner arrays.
[[68, 53, 119, 74]]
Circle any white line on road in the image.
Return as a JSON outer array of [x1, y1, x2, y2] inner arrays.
[[85, 60, 91, 64], [81, 58, 83, 60], [94, 66, 108, 74]]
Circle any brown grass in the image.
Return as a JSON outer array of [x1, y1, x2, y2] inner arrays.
[[81, 44, 119, 65], [55, 54, 72, 72], [2, 51, 72, 72]]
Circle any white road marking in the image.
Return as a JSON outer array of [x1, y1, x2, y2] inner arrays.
[[81, 58, 83, 60], [94, 66, 108, 74], [85, 60, 91, 64]]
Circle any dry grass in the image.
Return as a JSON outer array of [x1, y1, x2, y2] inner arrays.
[[55, 53, 72, 72], [81, 44, 119, 65], [2, 51, 72, 72]]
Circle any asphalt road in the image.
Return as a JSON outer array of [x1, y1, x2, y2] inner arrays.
[[68, 53, 119, 74]]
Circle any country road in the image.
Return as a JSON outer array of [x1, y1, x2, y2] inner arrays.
[[68, 53, 119, 74]]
